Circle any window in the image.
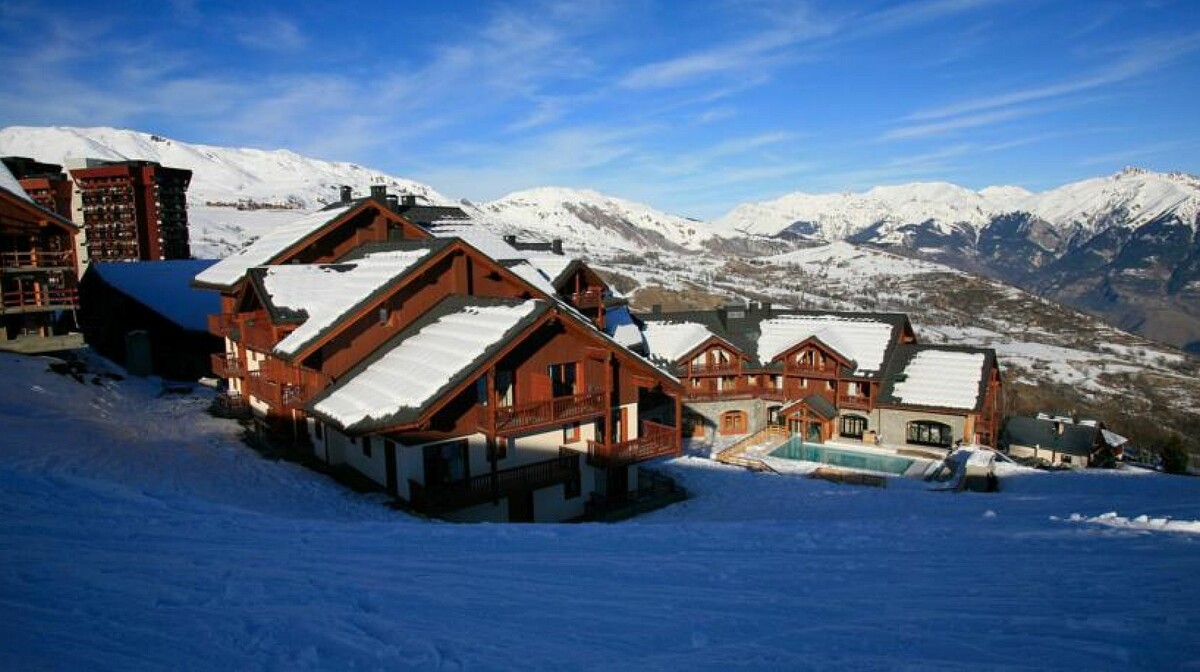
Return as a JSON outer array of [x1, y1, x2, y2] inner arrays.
[[840, 415, 868, 439], [488, 437, 508, 461], [1061, 454, 1073, 465], [314, 423, 324, 440], [564, 475, 581, 500], [424, 439, 469, 485], [362, 436, 373, 458], [906, 420, 953, 448], [720, 410, 747, 436], [548, 362, 578, 397]]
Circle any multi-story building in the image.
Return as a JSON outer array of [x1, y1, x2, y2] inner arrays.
[[195, 188, 684, 522], [1, 157, 73, 219], [0, 164, 83, 353], [639, 302, 1003, 452], [68, 160, 192, 265]]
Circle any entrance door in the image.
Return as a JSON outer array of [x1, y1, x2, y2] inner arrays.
[[607, 467, 629, 503], [807, 421, 822, 443]]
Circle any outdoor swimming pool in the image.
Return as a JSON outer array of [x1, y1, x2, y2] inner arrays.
[[769, 438, 915, 475]]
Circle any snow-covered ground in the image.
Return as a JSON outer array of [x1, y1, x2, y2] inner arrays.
[[3, 353, 1199, 670]]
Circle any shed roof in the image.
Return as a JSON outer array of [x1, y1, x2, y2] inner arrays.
[[89, 260, 220, 332]]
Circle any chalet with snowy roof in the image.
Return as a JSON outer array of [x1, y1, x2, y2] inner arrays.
[[639, 302, 1002, 455], [79, 260, 221, 379], [0, 163, 83, 353], [196, 188, 683, 522], [1000, 414, 1125, 468]]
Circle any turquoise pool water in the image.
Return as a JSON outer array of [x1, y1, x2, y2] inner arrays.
[[769, 438, 915, 475]]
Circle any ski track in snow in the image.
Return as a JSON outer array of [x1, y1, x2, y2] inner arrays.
[[2, 354, 1200, 670]]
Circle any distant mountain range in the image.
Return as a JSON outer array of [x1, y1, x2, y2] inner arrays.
[[2, 125, 1197, 353]]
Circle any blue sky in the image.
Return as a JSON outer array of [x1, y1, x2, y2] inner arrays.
[[1, 0, 1198, 218]]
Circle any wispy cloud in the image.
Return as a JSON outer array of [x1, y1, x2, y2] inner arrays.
[[234, 15, 307, 52]]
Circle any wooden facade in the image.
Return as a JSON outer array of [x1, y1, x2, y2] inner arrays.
[[0, 184, 83, 353], [201, 196, 683, 522], [651, 308, 1003, 449]]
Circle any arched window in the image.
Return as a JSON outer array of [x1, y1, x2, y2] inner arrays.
[[840, 414, 868, 439], [906, 420, 953, 448], [720, 410, 748, 436]]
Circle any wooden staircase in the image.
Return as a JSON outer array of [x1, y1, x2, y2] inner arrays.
[[714, 425, 789, 473]]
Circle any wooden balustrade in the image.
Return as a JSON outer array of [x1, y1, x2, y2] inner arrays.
[[1, 287, 78, 310], [570, 288, 604, 309], [493, 390, 606, 433], [409, 450, 581, 514], [210, 353, 242, 378], [837, 394, 872, 410], [0, 250, 74, 269], [687, 362, 741, 376], [587, 420, 679, 468]]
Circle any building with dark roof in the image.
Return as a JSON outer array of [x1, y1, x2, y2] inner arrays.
[[79, 260, 222, 380], [1000, 414, 1122, 468], [68, 159, 192, 265]]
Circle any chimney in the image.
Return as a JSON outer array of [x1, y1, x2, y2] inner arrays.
[[339, 185, 353, 203], [386, 194, 399, 209], [716, 306, 728, 329], [503, 235, 517, 245], [401, 194, 417, 206], [652, 304, 662, 315], [551, 238, 563, 255], [370, 185, 387, 201]]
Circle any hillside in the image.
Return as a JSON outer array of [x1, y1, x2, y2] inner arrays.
[[3, 352, 1200, 669]]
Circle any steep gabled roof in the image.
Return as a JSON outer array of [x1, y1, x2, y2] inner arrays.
[[195, 199, 428, 290], [642, 321, 722, 363], [876, 344, 995, 413], [307, 297, 550, 433], [637, 307, 910, 378], [0, 164, 78, 232], [245, 240, 452, 358]]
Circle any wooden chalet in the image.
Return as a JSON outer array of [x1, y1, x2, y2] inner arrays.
[[640, 303, 1002, 451], [0, 165, 84, 353], [195, 189, 683, 522]]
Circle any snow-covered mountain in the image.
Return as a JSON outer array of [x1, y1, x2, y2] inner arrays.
[[0, 126, 449, 208], [470, 187, 715, 253]]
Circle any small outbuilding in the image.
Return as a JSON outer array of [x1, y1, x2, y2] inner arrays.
[[79, 260, 222, 380], [1000, 414, 1122, 468]]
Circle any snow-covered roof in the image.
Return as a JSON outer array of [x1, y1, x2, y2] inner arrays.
[[604, 305, 644, 350], [259, 247, 437, 357], [642, 322, 718, 362], [1102, 428, 1128, 448], [504, 260, 559, 297], [311, 298, 546, 431], [90, 260, 221, 332], [0, 162, 32, 201], [430, 222, 524, 261], [757, 315, 895, 374], [194, 203, 357, 288], [526, 256, 574, 285], [890, 350, 986, 410]]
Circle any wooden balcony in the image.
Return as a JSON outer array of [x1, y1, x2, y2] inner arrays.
[[243, 369, 309, 410], [837, 394, 872, 411], [0, 250, 74, 270], [569, 288, 604, 310], [1, 287, 79, 312], [687, 362, 741, 376], [586, 421, 679, 468], [493, 390, 606, 433], [409, 450, 581, 515], [210, 353, 242, 378], [207, 313, 238, 338], [785, 362, 835, 375]]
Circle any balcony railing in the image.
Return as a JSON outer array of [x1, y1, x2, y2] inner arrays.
[[1, 287, 79, 311], [210, 353, 242, 378], [586, 421, 679, 468], [0, 250, 74, 269], [243, 369, 309, 410], [785, 362, 835, 375], [493, 390, 606, 433], [569, 288, 604, 310], [687, 362, 741, 376], [408, 450, 581, 515], [837, 394, 872, 410]]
